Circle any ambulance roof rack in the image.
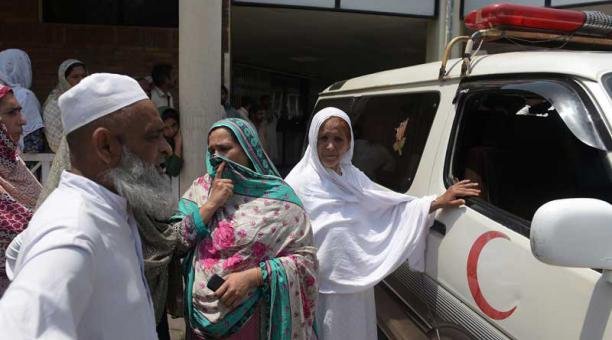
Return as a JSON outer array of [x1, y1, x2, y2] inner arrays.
[[439, 3, 612, 80]]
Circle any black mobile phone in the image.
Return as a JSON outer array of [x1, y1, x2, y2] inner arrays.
[[207, 274, 225, 292]]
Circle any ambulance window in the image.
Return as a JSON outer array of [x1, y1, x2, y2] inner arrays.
[[350, 92, 439, 192], [451, 80, 612, 225], [312, 97, 355, 114]]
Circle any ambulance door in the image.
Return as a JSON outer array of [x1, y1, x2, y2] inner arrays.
[[427, 76, 612, 340]]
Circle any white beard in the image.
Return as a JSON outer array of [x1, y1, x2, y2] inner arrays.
[[105, 147, 176, 220]]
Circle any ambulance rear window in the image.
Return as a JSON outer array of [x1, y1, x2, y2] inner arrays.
[[451, 78, 612, 224]]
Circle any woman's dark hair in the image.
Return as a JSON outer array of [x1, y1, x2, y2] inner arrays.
[[152, 63, 173, 87], [161, 107, 179, 123], [64, 62, 86, 79]]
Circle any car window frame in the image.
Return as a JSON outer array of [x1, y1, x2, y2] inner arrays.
[[444, 74, 607, 237]]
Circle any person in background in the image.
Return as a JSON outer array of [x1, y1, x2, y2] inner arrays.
[[43, 59, 87, 153], [285, 107, 480, 340], [221, 85, 230, 112], [216, 86, 227, 121], [151, 63, 175, 109], [137, 76, 153, 98], [0, 73, 171, 339], [352, 115, 396, 182], [0, 49, 44, 153], [170, 118, 318, 339], [0, 84, 42, 296], [260, 95, 279, 163], [249, 105, 268, 152], [236, 95, 253, 122], [160, 106, 183, 177], [222, 86, 241, 119]]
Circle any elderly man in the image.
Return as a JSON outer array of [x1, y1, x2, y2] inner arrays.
[[0, 73, 173, 339]]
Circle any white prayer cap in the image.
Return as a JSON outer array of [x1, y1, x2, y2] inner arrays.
[[59, 73, 149, 135]]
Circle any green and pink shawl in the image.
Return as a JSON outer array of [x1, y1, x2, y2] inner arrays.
[[171, 118, 318, 339]]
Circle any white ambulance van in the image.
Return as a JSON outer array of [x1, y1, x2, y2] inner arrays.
[[310, 4, 612, 340]]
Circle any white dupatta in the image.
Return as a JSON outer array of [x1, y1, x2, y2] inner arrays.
[[285, 107, 435, 294], [0, 49, 43, 139]]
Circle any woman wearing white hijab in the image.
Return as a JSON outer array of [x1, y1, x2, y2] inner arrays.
[[285, 107, 479, 339], [42, 59, 87, 153], [0, 49, 44, 152]]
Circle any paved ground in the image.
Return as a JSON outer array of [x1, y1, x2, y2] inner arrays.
[[166, 306, 426, 340], [375, 285, 429, 340], [169, 316, 186, 340]]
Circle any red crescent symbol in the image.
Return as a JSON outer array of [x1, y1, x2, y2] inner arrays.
[[467, 231, 517, 320]]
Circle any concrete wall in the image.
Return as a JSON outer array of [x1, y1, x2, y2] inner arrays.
[[178, 0, 222, 192], [0, 1, 179, 107], [426, 0, 462, 62]]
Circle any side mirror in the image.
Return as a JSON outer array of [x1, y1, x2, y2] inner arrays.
[[530, 198, 612, 283]]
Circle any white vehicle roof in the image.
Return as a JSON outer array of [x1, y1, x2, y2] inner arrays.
[[322, 51, 612, 95]]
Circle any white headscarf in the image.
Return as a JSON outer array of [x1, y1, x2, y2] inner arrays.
[[0, 49, 43, 138], [43, 59, 85, 152], [285, 107, 435, 294]]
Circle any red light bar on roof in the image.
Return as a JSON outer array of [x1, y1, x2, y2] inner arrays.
[[465, 3, 612, 37]]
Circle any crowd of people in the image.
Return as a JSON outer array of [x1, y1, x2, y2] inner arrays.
[[0, 48, 280, 181], [0, 49, 179, 159], [0, 49, 480, 340], [222, 90, 281, 165]]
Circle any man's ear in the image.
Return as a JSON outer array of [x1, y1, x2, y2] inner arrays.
[[91, 127, 122, 167]]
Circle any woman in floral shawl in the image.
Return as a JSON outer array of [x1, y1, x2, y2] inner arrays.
[[171, 118, 318, 339], [0, 49, 44, 153], [0, 85, 42, 294]]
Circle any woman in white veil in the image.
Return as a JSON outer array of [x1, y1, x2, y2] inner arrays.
[[285, 107, 479, 339], [0, 49, 44, 152]]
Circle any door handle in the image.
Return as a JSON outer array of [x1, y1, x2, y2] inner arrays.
[[431, 220, 447, 235]]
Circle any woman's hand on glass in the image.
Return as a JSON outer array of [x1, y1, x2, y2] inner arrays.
[[216, 267, 263, 308], [430, 179, 480, 212]]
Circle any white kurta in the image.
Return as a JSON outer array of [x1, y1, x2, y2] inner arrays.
[[286, 108, 435, 340], [151, 86, 174, 109], [317, 290, 377, 340], [0, 171, 157, 340]]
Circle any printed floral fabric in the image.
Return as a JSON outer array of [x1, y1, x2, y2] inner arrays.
[[175, 174, 318, 339], [171, 118, 318, 339], [0, 122, 39, 295], [0, 192, 32, 295], [0, 123, 41, 210]]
